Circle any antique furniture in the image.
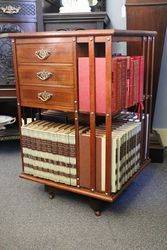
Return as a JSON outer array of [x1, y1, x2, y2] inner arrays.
[[126, 0, 167, 162], [11, 29, 156, 215], [43, 12, 109, 31], [0, 0, 41, 141], [43, 0, 108, 31]]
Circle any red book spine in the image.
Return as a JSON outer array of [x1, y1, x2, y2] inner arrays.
[[112, 58, 117, 112], [116, 59, 122, 112], [120, 58, 128, 109], [139, 56, 144, 103], [134, 57, 140, 105], [129, 58, 134, 107], [126, 56, 131, 108]]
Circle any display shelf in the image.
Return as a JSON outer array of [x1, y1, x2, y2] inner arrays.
[[20, 159, 150, 203], [11, 29, 156, 215]]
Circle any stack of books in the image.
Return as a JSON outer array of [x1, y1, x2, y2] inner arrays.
[[79, 121, 142, 193], [21, 119, 141, 193], [21, 121, 88, 186], [78, 56, 144, 114]]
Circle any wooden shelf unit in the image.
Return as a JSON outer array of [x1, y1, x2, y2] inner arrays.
[[11, 29, 156, 211]]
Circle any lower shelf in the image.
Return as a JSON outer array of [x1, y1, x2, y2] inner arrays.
[[20, 159, 151, 203], [0, 127, 19, 141]]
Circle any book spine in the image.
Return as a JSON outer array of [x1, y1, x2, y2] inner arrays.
[[126, 57, 131, 108]]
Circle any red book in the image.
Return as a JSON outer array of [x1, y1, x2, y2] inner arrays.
[[129, 57, 139, 106], [78, 57, 118, 114], [116, 57, 128, 109], [138, 56, 144, 103], [132, 57, 140, 105], [126, 56, 131, 108], [79, 132, 106, 192]]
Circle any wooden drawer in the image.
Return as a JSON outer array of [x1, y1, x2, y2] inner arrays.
[[19, 85, 75, 111], [16, 41, 73, 64], [18, 64, 74, 87]]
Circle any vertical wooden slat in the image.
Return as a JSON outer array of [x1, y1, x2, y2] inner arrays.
[[141, 37, 147, 163], [149, 37, 155, 129], [145, 36, 151, 116], [89, 36, 96, 191], [146, 37, 151, 159], [105, 36, 112, 195], [147, 37, 155, 159], [73, 37, 80, 187]]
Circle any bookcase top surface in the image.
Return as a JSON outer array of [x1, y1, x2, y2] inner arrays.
[[8, 29, 157, 39]]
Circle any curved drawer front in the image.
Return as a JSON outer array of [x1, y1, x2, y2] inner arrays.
[[20, 85, 75, 112], [18, 64, 74, 87], [16, 40, 73, 64]]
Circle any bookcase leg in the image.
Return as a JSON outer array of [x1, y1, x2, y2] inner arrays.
[[45, 185, 55, 200], [88, 198, 105, 216]]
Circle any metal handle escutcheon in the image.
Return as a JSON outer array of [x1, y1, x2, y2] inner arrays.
[[35, 49, 51, 60], [0, 5, 21, 14], [38, 91, 53, 102], [37, 70, 53, 81]]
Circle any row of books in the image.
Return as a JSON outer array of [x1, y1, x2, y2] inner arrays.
[[21, 119, 141, 193], [80, 121, 141, 193], [21, 121, 88, 187], [78, 56, 144, 114]]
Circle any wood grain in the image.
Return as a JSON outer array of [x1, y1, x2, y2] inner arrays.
[[20, 85, 75, 111]]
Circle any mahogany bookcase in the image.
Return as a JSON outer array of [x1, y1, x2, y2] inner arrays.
[[10, 29, 156, 215]]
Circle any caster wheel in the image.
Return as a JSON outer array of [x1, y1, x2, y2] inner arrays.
[[49, 193, 55, 199], [95, 211, 101, 217]]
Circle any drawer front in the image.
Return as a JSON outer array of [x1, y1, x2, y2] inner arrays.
[[16, 42, 73, 64], [18, 64, 74, 87], [20, 85, 75, 111]]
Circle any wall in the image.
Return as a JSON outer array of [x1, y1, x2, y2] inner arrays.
[[106, 0, 126, 29], [106, 0, 127, 53]]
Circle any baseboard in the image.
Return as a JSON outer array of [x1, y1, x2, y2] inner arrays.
[[154, 128, 167, 147]]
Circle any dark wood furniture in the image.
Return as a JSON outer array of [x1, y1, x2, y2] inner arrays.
[[0, 0, 40, 141], [11, 29, 156, 215], [126, 0, 167, 125], [43, 12, 109, 31], [126, 0, 167, 162]]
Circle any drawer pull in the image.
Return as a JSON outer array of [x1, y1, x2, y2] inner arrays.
[[37, 70, 53, 81], [35, 49, 51, 60], [38, 91, 53, 102], [0, 5, 21, 14]]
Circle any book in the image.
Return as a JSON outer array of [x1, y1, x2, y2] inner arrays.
[[79, 56, 144, 113]]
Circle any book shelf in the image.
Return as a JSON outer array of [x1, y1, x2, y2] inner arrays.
[[11, 29, 156, 215]]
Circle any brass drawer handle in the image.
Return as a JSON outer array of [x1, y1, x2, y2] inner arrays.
[[0, 5, 21, 14], [35, 49, 51, 60], [37, 70, 53, 81], [38, 91, 53, 102]]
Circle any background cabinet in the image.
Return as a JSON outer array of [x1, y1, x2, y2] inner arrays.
[[0, 0, 41, 141]]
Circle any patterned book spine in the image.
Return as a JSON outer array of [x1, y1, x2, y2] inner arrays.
[[129, 58, 134, 107], [111, 135, 118, 193], [126, 57, 131, 108], [139, 56, 144, 103], [116, 59, 122, 112], [68, 131, 77, 187]]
